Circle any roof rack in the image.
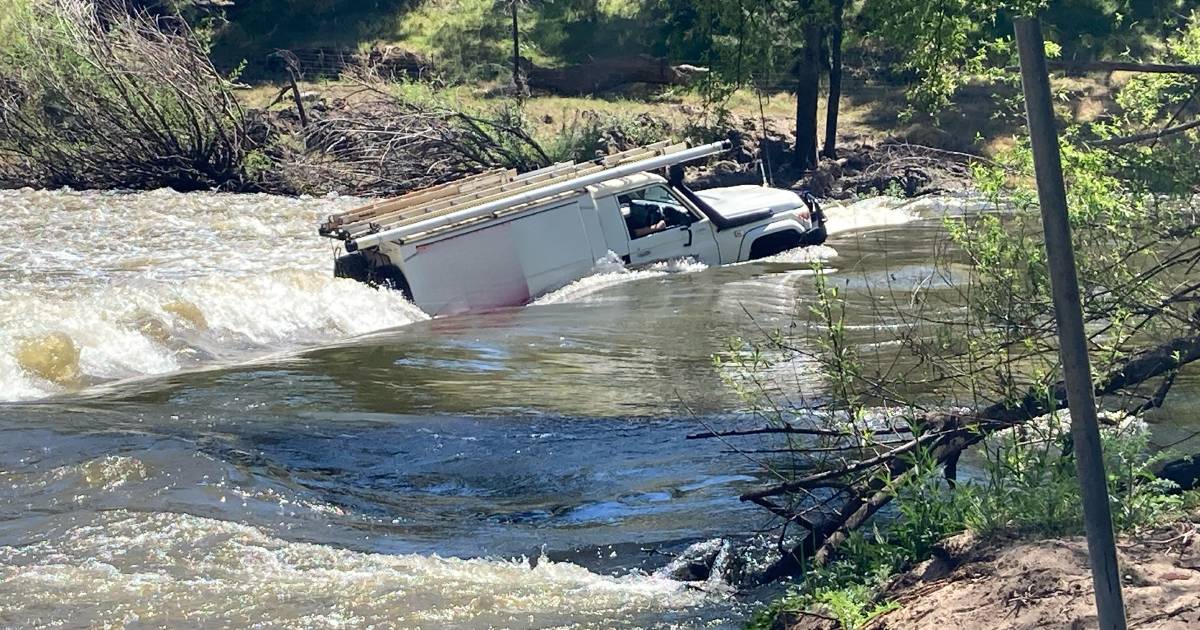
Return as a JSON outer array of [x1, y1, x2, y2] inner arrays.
[[322, 140, 731, 252], [320, 141, 681, 240]]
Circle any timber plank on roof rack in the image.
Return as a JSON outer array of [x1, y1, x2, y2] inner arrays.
[[336, 158, 600, 239], [345, 143, 683, 238], [320, 169, 513, 235], [402, 190, 582, 244]]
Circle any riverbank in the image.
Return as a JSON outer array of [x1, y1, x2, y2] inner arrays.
[[778, 518, 1200, 629], [2, 1, 1127, 199]]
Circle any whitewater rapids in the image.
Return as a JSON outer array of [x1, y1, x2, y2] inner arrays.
[[0, 189, 926, 402]]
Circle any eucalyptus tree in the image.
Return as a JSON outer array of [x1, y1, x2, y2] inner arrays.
[[663, 0, 852, 169]]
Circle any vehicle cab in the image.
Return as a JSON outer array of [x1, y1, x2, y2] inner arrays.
[[588, 171, 825, 269], [588, 174, 722, 268]]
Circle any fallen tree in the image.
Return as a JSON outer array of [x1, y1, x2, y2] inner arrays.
[[702, 332, 1200, 584], [519, 54, 707, 95]]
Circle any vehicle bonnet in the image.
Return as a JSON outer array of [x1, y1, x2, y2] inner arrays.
[[693, 185, 807, 222]]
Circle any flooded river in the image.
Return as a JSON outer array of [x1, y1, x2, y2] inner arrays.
[[0, 188, 1195, 628]]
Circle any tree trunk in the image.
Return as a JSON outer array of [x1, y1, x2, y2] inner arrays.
[[511, 1, 525, 95], [794, 23, 821, 170], [822, 0, 845, 159]]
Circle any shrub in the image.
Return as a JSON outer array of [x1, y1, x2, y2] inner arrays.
[[0, 0, 254, 191]]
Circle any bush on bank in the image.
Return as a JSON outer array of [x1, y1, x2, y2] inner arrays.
[[734, 15, 1200, 624], [0, 0, 255, 191]]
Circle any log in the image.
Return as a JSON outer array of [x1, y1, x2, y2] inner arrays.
[[521, 55, 707, 95], [1049, 60, 1200, 76], [1156, 454, 1200, 491]]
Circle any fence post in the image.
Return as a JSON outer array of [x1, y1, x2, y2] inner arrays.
[[1013, 16, 1127, 630]]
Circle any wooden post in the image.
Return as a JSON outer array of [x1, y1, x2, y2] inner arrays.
[[1013, 17, 1127, 630]]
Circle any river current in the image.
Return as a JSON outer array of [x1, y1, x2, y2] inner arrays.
[[1, 188, 1195, 628]]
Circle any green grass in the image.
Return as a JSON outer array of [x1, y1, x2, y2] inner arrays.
[[210, 0, 669, 82]]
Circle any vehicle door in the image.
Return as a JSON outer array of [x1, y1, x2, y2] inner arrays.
[[620, 184, 720, 267]]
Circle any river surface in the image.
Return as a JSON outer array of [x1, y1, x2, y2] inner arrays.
[[0, 188, 1196, 629]]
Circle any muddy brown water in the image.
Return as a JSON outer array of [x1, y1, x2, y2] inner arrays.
[[0, 189, 1195, 628]]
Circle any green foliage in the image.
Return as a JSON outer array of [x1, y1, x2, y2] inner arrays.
[[241, 149, 274, 182], [748, 416, 1188, 629], [731, 24, 1200, 615], [970, 414, 1185, 536], [1098, 10, 1200, 191], [865, 0, 998, 111], [659, 0, 807, 101], [1043, 0, 1194, 60], [396, 0, 512, 82], [212, 0, 415, 65], [536, 109, 671, 163], [810, 262, 864, 420], [394, 0, 673, 82], [813, 586, 900, 630], [210, 0, 673, 83], [945, 124, 1193, 410], [1114, 10, 1200, 126], [749, 581, 899, 630], [0, 0, 32, 43]]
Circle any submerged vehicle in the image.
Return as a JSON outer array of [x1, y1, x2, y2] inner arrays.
[[319, 141, 826, 316]]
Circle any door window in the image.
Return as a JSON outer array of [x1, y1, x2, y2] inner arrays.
[[617, 184, 696, 239]]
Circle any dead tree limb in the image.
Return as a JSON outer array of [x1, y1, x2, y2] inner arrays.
[[1089, 118, 1200, 148], [736, 332, 1200, 583]]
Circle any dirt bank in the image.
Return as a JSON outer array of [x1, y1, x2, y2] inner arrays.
[[784, 520, 1200, 630]]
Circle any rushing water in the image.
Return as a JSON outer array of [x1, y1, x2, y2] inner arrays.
[[0, 188, 1195, 629]]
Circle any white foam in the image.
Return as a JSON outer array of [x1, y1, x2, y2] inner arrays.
[[0, 189, 427, 401], [824, 196, 917, 235], [532, 251, 707, 306], [0, 510, 711, 628]]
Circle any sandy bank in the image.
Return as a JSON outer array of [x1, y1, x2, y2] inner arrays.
[[784, 520, 1200, 629]]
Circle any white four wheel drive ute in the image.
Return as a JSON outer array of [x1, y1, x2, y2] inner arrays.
[[319, 140, 826, 316]]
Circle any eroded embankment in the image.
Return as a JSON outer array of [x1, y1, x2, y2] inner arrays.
[[783, 521, 1200, 630]]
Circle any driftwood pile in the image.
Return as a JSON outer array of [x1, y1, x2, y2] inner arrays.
[[685, 122, 977, 198], [266, 76, 550, 196]]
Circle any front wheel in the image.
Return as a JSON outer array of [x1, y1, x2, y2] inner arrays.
[[370, 264, 414, 301], [798, 223, 827, 246], [334, 253, 370, 283], [334, 254, 414, 301], [748, 231, 804, 259]]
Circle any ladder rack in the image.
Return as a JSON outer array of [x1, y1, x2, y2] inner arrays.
[[319, 140, 731, 251]]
